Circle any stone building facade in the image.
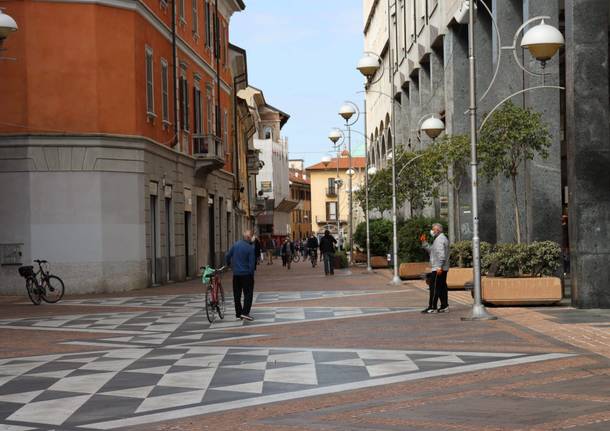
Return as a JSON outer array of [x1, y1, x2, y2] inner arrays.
[[363, 0, 610, 308], [0, 0, 246, 294]]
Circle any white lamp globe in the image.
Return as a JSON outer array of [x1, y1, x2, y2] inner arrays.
[[357, 54, 380, 79], [521, 19, 564, 62], [321, 156, 332, 167], [0, 11, 18, 40], [328, 129, 342, 145], [339, 103, 357, 121], [345, 168, 356, 176], [421, 117, 445, 139], [368, 166, 377, 176]]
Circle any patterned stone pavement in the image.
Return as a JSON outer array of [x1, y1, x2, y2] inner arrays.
[[0, 262, 608, 430]]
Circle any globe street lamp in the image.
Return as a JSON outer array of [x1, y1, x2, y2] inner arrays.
[[461, 0, 564, 321], [420, 117, 446, 140], [0, 10, 18, 44], [338, 102, 359, 266], [356, 51, 401, 285]]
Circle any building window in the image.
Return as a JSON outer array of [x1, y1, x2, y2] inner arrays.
[[161, 59, 169, 124], [206, 86, 214, 134], [326, 202, 337, 221], [179, 0, 185, 22], [145, 46, 155, 117], [264, 126, 272, 140], [180, 73, 189, 131], [205, 2, 211, 48], [192, 0, 199, 35], [193, 81, 202, 135], [213, 9, 220, 59], [223, 110, 228, 144]]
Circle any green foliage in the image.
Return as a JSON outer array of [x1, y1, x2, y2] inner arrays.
[[479, 101, 552, 243], [449, 240, 492, 268], [397, 150, 438, 213], [355, 167, 396, 214], [481, 241, 561, 277], [425, 134, 471, 192], [524, 241, 562, 276], [354, 219, 393, 256], [398, 217, 448, 263]]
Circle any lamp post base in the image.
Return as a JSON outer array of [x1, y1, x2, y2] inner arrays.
[[366, 265, 373, 272], [461, 304, 498, 321], [390, 275, 402, 286]]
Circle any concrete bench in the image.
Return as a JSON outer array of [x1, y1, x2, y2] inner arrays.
[[399, 262, 430, 280], [447, 267, 473, 290]]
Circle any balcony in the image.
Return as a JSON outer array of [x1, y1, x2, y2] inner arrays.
[[315, 215, 346, 225], [193, 134, 225, 174], [325, 187, 337, 197]]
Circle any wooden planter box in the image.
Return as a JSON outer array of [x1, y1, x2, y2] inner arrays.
[[399, 262, 430, 280], [447, 267, 473, 290], [481, 276, 562, 306], [352, 252, 367, 264], [371, 256, 389, 268]]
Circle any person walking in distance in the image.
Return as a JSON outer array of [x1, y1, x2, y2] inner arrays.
[[252, 235, 262, 270], [421, 223, 450, 314], [306, 233, 319, 267], [266, 238, 275, 265], [225, 230, 256, 321], [319, 230, 337, 275], [281, 237, 294, 269]]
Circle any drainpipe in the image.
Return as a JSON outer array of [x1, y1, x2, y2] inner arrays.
[[172, 0, 181, 149], [215, 0, 221, 142]]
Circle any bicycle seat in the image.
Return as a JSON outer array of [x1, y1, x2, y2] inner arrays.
[[33, 259, 48, 263]]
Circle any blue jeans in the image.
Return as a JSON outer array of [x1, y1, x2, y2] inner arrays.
[[323, 252, 335, 275]]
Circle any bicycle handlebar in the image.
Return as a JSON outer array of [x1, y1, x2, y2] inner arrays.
[[33, 259, 48, 264]]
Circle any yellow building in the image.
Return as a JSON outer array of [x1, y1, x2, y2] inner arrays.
[[306, 152, 366, 246]]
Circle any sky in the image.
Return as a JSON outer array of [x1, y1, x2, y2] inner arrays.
[[231, 0, 367, 167]]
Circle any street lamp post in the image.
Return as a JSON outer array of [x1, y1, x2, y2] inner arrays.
[[339, 102, 358, 265], [460, 0, 564, 321]]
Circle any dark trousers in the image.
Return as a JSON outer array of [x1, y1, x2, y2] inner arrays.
[[323, 252, 335, 275], [428, 270, 448, 309], [233, 274, 254, 317]]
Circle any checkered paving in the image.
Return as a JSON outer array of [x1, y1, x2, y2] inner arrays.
[[58, 290, 400, 308], [0, 307, 412, 347], [0, 344, 568, 430]]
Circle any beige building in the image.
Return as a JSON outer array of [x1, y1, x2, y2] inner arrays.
[[307, 153, 366, 246]]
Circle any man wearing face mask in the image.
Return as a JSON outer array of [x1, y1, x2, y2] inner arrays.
[[420, 223, 450, 314]]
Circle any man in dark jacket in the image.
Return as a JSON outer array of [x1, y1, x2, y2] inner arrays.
[[319, 230, 337, 275], [226, 230, 256, 321], [306, 234, 319, 264], [281, 237, 294, 269]]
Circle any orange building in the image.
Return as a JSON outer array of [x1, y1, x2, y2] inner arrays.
[[288, 161, 312, 242], [0, 0, 246, 293]]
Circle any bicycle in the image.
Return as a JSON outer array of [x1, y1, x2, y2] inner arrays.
[[201, 265, 226, 323], [18, 260, 65, 305], [292, 253, 301, 263], [310, 249, 318, 268]]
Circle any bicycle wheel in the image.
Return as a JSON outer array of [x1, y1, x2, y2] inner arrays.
[[205, 285, 216, 323], [216, 282, 225, 319], [42, 275, 65, 303], [292, 254, 300, 263], [26, 278, 42, 305]]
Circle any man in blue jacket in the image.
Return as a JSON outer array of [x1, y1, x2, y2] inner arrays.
[[226, 230, 256, 321]]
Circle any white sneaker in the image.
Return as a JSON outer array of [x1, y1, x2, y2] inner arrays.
[[241, 314, 254, 321]]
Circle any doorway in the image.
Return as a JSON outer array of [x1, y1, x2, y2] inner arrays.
[[208, 195, 215, 267], [150, 195, 158, 285], [184, 211, 191, 277]]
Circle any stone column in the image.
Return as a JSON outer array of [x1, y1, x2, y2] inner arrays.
[[565, 0, 610, 308], [488, 0, 525, 244], [524, 0, 562, 245]]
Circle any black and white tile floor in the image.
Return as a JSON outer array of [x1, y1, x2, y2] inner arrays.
[[0, 292, 573, 430]]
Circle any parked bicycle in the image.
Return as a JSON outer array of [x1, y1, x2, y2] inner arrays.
[[201, 265, 226, 323], [18, 260, 65, 305]]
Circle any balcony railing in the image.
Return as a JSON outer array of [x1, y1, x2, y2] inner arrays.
[[193, 134, 224, 173], [325, 187, 337, 197]]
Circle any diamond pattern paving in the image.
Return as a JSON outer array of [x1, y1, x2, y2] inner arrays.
[[0, 344, 570, 430]]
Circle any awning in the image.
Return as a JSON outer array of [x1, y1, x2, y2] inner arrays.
[[256, 213, 273, 225]]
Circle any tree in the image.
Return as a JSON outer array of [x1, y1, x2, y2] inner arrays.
[[395, 149, 437, 217], [425, 135, 470, 240], [479, 101, 552, 244]]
